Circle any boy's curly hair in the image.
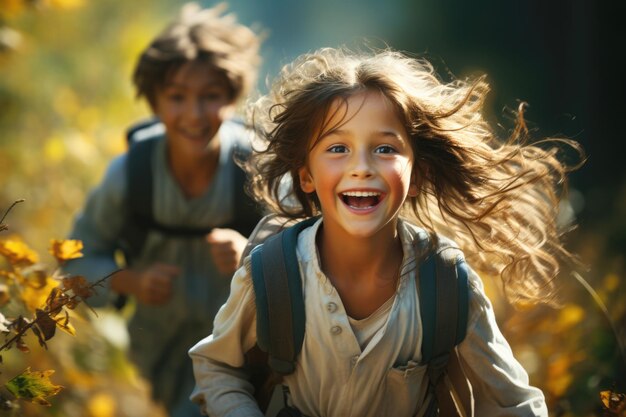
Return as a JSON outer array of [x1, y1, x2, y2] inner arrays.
[[133, 2, 262, 106], [247, 46, 584, 306]]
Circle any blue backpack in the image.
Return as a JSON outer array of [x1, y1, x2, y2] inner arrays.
[[119, 118, 261, 262], [114, 118, 262, 310], [244, 216, 475, 417]]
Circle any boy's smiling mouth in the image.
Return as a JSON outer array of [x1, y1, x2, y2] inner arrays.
[[340, 190, 383, 209], [180, 126, 212, 140]]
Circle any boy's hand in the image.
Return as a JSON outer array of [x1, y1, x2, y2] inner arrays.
[[112, 263, 180, 305], [206, 228, 247, 275]]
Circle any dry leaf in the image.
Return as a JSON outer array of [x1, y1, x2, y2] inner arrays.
[[35, 309, 57, 341], [601, 390, 626, 416], [61, 275, 93, 299]]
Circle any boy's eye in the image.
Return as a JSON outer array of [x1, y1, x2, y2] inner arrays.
[[166, 93, 185, 102], [374, 145, 397, 154], [327, 145, 348, 153], [201, 92, 225, 101]]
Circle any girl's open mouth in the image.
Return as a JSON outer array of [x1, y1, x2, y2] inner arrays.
[[340, 191, 382, 209]]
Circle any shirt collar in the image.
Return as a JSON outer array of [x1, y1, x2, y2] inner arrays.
[[297, 217, 430, 276]]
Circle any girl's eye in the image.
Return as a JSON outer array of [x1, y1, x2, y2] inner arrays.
[[374, 145, 397, 154], [327, 145, 348, 153]]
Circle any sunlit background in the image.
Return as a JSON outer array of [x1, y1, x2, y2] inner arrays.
[[0, 0, 624, 416]]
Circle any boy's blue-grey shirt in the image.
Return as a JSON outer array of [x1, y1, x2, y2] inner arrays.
[[64, 119, 249, 409]]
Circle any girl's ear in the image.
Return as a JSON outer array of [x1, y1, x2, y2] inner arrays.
[[408, 182, 419, 197], [298, 167, 316, 193]]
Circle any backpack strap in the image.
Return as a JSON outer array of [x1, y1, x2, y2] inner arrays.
[[119, 137, 158, 262], [419, 239, 472, 417], [419, 242, 469, 364], [126, 117, 164, 144], [225, 143, 263, 237], [119, 136, 260, 263], [248, 222, 472, 416], [249, 217, 318, 375]]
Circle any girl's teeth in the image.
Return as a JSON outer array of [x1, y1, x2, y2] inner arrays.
[[342, 191, 380, 197], [341, 191, 381, 208]]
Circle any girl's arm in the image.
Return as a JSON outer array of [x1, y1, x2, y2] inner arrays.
[[458, 269, 548, 417], [189, 263, 264, 417]]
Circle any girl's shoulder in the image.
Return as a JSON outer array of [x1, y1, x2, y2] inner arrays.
[[399, 219, 463, 253], [398, 219, 456, 257]]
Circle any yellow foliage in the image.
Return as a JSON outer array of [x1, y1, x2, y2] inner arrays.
[[604, 273, 620, 291], [52, 87, 81, 117], [0, 283, 9, 306], [54, 314, 76, 336], [556, 304, 585, 330], [0, 239, 39, 266], [546, 355, 573, 397], [49, 239, 83, 262], [44, 136, 67, 164], [46, 0, 85, 9], [21, 276, 59, 313], [87, 392, 117, 417], [62, 367, 98, 389], [77, 106, 101, 132], [0, 0, 26, 18], [0, 1, 188, 413]]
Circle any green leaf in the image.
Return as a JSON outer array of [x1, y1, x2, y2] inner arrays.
[[5, 367, 62, 406]]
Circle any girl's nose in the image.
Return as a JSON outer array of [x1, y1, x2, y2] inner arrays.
[[350, 150, 374, 178]]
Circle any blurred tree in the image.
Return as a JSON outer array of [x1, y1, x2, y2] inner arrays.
[[0, 0, 171, 254], [0, 1, 173, 415]]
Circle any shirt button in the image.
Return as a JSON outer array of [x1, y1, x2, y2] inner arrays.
[[331, 325, 342, 335], [326, 302, 337, 313], [351, 355, 359, 365]]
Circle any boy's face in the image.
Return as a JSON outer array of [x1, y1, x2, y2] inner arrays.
[[152, 61, 235, 158], [298, 90, 417, 239]]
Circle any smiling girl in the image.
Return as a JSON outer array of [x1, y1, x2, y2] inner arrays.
[[189, 47, 582, 417]]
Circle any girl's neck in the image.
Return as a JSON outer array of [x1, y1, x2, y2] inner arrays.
[[317, 220, 403, 285], [317, 219, 404, 320]]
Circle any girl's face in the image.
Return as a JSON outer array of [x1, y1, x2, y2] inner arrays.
[[298, 90, 417, 239], [152, 61, 235, 159]]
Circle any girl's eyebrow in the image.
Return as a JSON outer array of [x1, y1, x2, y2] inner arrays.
[[378, 130, 406, 141], [321, 129, 406, 141]]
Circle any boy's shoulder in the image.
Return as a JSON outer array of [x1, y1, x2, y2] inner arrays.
[[99, 152, 131, 192], [220, 117, 255, 158]]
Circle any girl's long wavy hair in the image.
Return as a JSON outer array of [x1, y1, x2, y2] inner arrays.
[[247, 47, 584, 306]]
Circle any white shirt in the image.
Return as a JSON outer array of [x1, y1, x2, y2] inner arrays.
[[189, 218, 548, 417]]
